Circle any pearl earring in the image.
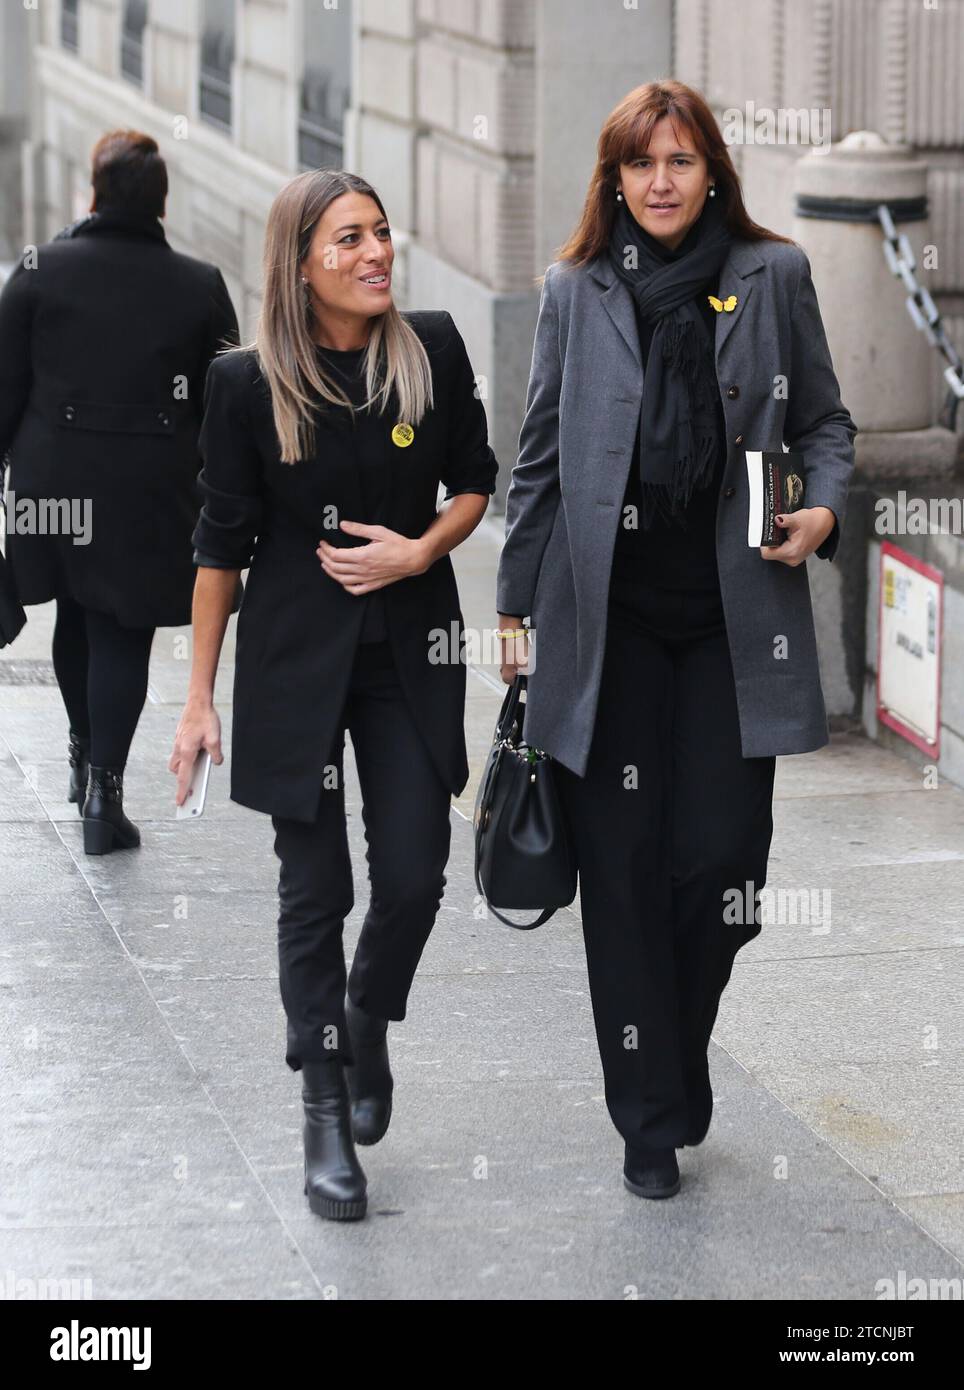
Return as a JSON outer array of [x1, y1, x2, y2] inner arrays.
[[616, 190, 624, 202], [708, 185, 716, 197]]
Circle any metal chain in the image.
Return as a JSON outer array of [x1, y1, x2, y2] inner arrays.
[[877, 204, 964, 430]]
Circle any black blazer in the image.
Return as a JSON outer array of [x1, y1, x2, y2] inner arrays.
[[192, 311, 498, 821], [0, 206, 240, 627]]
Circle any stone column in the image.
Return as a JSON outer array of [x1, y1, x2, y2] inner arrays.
[[151, 0, 202, 123], [791, 129, 961, 754], [0, 0, 30, 259], [365, 0, 673, 504], [235, 0, 298, 170], [792, 130, 957, 474]]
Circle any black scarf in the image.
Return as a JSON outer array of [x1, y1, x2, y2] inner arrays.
[[607, 191, 733, 528]]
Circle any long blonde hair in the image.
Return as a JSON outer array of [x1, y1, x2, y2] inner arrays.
[[232, 170, 433, 464]]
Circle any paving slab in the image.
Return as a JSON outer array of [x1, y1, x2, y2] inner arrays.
[[0, 525, 961, 1299]]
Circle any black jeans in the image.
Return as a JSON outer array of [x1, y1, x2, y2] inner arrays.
[[52, 594, 155, 769], [554, 580, 776, 1152], [271, 639, 452, 1072]]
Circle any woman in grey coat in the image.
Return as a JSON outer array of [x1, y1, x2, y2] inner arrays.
[[496, 81, 856, 1200]]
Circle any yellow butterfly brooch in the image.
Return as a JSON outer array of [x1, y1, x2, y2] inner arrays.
[[708, 294, 738, 312]]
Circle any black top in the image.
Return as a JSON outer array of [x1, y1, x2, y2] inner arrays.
[[611, 214, 728, 596], [194, 342, 390, 643], [312, 343, 388, 644]]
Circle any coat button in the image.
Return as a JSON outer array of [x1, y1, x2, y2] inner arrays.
[[734, 434, 744, 444], [157, 411, 170, 426], [726, 385, 740, 399], [63, 405, 76, 422], [723, 486, 736, 498]]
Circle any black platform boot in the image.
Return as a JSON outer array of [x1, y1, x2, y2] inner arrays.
[[623, 1145, 681, 1199], [67, 732, 90, 813], [681, 1059, 713, 1148], [301, 1059, 368, 1221], [345, 994, 394, 1146], [82, 766, 141, 855]]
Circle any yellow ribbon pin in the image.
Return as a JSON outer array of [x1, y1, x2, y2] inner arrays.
[[708, 294, 738, 312], [392, 423, 414, 448]]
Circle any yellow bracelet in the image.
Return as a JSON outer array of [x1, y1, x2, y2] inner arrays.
[[495, 628, 529, 638]]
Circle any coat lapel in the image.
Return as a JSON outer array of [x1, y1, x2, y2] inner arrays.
[[593, 267, 643, 367], [711, 239, 765, 360], [587, 237, 766, 370]]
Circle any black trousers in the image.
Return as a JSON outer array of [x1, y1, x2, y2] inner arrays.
[[51, 594, 155, 769], [554, 580, 776, 1152], [271, 639, 452, 1072]]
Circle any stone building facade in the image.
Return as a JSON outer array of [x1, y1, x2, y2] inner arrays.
[[3, 1, 961, 488], [1, 1, 963, 777]]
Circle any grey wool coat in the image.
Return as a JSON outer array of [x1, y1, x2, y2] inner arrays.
[[495, 237, 858, 778]]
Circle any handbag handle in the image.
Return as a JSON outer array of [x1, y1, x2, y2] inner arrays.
[[475, 673, 560, 929], [474, 855, 559, 930], [495, 672, 527, 745]]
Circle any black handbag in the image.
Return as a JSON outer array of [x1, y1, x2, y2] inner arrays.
[[473, 674, 577, 929], [0, 458, 27, 650]]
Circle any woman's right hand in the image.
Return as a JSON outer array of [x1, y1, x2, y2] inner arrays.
[[170, 699, 224, 806], [497, 613, 531, 685]]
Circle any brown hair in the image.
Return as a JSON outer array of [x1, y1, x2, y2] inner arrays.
[[91, 130, 168, 218], [556, 79, 794, 272], [230, 169, 433, 464]]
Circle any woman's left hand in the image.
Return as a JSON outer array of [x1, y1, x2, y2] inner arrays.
[[317, 520, 427, 594], [760, 506, 836, 567]]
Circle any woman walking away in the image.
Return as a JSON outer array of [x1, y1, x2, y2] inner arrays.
[[170, 170, 497, 1221], [0, 129, 239, 854]]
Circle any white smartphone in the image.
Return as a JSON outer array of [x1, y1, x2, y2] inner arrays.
[[176, 749, 213, 820]]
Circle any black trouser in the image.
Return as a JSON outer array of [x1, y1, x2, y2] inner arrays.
[[52, 594, 156, 769], [554, 581, 776, 1152], [271, 639, 453, 1072]]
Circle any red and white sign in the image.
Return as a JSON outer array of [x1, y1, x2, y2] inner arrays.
[[877, 541, 943, 757]]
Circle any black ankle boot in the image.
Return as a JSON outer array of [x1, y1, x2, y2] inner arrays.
[[67, 732, 90, 813], [344, 995, 393, 1146], [82, 766, 141, 855], [682, 1060, 713, 1147], [623, 1145, 681, 1199], [301, 1059, 368, 1221]]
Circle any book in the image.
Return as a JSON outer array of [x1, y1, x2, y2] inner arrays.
[[745, 450, 806, 547]]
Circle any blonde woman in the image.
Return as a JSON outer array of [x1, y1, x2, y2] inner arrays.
[[170, 170, 498, 1221]]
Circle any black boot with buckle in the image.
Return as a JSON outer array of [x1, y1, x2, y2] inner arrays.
[[345, 993, 394, 1146], [67, 731, 90, 813], [82, 766, 141, 855], [301, 1058, 368, 1221], [623, 1145, 681, 1199]]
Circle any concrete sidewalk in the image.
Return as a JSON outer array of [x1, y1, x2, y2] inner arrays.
[[1, 520, 962, 1300]]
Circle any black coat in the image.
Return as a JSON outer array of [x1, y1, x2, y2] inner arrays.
[[192, 312, 498, 821], [0, 207, 240, 627]]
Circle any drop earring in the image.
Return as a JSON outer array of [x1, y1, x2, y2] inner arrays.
[[708, 185, 716, 198], [616, 190, 623, 202]]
